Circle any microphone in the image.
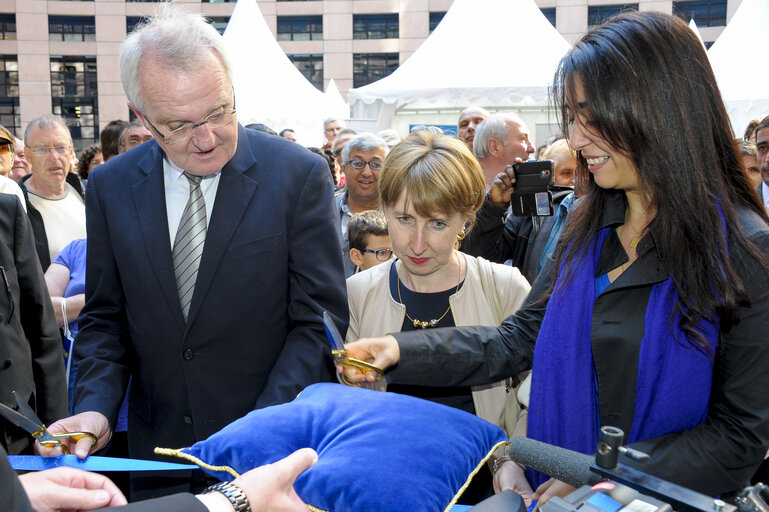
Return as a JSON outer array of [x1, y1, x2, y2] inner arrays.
[[507, 436, 597, 488]]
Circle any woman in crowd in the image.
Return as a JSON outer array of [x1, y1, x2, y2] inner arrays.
[[345, 130, 532, 502], [341, 11, 769, 503], [76, 144, 103, 180]]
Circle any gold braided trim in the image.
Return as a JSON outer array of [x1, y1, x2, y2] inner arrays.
[[153, 447, 240, 479], [443, 440, 510, 512], [154, 447, 330, 512]]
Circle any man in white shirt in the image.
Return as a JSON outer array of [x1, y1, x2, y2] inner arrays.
[[18, 115, 85, 270]]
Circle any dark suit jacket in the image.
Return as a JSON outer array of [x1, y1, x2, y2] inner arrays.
[[73, 125, 348, 497], [0, 445, 206, 512], [0, 195, 67, 455]]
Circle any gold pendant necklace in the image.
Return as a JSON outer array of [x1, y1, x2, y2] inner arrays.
[[396, 253, 462, 329]]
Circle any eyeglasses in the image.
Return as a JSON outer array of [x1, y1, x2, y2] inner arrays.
[[28, 145, 71, 157], [0, 143, 12, 155], [348, 159, 383, 171], [142, 106, 237, 145], [360, 248, 393, 261]]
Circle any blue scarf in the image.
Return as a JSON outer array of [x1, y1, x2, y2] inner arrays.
[[526, 227, 719, 488]]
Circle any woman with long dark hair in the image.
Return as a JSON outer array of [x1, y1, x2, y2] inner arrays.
[[339, 11, 769, 502]]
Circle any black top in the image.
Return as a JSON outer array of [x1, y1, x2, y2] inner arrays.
[[387, 262, 474, 413]]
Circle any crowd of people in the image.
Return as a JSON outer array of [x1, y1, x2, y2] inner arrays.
[[1, 4, 769, 512]]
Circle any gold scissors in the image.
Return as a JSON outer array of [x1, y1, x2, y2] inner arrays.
[[323, 311, 385, 386], [0, 391, 96, 453]]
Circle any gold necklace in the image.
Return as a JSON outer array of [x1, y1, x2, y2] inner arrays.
[[396, 253, 462, 329]]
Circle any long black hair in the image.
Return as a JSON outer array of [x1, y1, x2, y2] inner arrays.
[[550, 11, 769, 352]]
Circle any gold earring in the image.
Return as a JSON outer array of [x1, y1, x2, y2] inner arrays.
[[456, 230, 466, 241]]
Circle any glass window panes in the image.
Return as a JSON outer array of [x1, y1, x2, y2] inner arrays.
[[50, 55, 99, 149], [208, 16, 230, 35], [353, 52, 398, 87], [0, 13, 16, 40], [126, 16, 149, 34], [429, 12, 445, 33], [48, 15, 96, 42], [353, 14, 398, 40], [587, 4, 639, 30], [541, 8, 556, 28], [673, 0, 727, 27], [277, 16, 322, 41], [288, 54, 323, 91]]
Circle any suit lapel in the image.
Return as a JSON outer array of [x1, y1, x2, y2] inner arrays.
[[186, 126, 259, 325], [132, 144, 187, 330]]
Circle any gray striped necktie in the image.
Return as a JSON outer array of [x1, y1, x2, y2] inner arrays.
[[173, 172, 206, 320]]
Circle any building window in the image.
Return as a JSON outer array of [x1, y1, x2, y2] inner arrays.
[[50, 56, 99, 149], [353, 14, 398, 40], [289, 54, 323, 91], [0, 55, 20, 136], [126, 0, 161, 3], [353, 52, 398, 88], [0, 13, 16, 40], [541, 8, 556, 28], [201, 0, 235, 2], [429, 12, 445, 32], [208, 16, 230, 35], [126, 16, 149, 34], [277, 16, 322, 41], [49, 15, 96, 42], [673, 0, 727, 27], [587, 4, 638, 30]]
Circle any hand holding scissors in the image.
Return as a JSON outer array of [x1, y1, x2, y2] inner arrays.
[[323, 311, 387, 390], [0, 391, 97, 455]]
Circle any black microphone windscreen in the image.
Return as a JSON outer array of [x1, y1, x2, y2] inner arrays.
[[508, 436, 595, 488]]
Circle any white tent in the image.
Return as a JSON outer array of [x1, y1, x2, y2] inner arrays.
[[707, 0, 769, 136], [222, 0, 348, 146], [688, 19, 706, 49], [348, 0, 571, 134]]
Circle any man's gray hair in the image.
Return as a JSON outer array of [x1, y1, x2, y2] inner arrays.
[[323, 117, 342, 126], [341, 133, 388, 165], [120, 3, 233, 113], [24, 114, 71, 144], [473, 113, 524, 159]]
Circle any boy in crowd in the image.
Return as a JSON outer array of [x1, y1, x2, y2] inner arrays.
[[348, 210, 393, 273]]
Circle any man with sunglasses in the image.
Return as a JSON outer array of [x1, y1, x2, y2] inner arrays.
[[17, 116, 85, 270], [39, 5, 347, 500], [333, 133, 389, 277]]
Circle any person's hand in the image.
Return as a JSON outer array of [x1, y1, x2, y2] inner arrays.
[[18, 466, 127, 511], [233, 448, 318, 511], [36, 411, 111, 459], [493, 461, 534, 506], [335, 335, 400, 385], [488, 160, 522, 207], [532, 478, 576, 510]]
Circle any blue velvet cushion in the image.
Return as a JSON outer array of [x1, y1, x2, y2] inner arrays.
[[157, 383, 507, 512]]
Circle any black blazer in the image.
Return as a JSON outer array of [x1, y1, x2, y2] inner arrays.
[[73, 125, 348, 496], [0, 195, 67, 455]]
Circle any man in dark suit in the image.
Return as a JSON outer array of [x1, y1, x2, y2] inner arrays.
[[755, 116, 769, 213], [0, 195, 67, 455], [40, 5, 347, 499]]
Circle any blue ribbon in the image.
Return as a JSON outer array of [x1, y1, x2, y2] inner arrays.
[[8, 454, 197, 472]]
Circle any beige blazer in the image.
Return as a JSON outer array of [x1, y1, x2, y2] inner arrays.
[[346, 252, 531, 434]]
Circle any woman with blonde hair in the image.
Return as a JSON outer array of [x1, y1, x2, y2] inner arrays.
[[345, 130, 532, 503]]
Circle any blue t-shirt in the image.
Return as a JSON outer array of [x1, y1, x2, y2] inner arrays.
[[52, 238, 87, 337]]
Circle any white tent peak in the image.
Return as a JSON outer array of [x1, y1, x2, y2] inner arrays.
[[222, 0, 347, 145], [348, 0, 570, 111], [707, 0, 769, 134], [688, 19, 705, 48]]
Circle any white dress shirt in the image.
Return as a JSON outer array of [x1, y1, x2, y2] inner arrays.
[[163, 156, 221, 247]]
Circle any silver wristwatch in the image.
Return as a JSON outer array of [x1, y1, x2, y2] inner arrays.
[[203, 481, 252, 512]]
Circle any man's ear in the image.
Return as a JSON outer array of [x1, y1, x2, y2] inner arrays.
[[488, 138, 500, 157], [128, 104, 149, 131], [350, 248, 363, 267]]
